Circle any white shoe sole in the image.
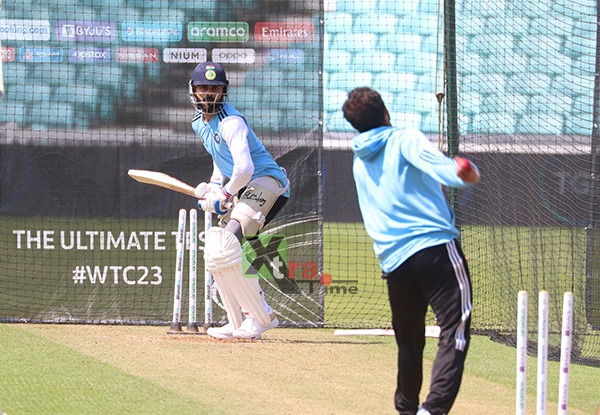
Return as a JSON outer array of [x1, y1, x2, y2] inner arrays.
[[233, 318, 279, 340]]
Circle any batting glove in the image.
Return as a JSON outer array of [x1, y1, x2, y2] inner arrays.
[[198, 187, 233, 215]]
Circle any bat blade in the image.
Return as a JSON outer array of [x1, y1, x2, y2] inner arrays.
[[127, 169, 197, 198]]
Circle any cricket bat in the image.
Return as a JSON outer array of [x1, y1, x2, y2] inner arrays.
[[127, 169, 198, 198]]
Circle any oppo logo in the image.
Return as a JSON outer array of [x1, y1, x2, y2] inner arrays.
[[212, 48, 255, 63]]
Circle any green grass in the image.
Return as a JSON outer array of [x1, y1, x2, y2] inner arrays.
[[0, 324, 598, 415]]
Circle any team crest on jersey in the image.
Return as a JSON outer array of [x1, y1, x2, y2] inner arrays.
[[213, 132, 221, 144]]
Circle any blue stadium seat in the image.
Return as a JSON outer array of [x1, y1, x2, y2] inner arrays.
[[462, 0, 506, 17], [457, 53, 483, 75], [330, 33, 377, 53], [325, 110, 355, 132], [352, 51, 396, 73], [417, 72, 445, 95], [563, 35, 596, 58], [506, 73, 551, 95], [391, 91, 439, 115], [485, 17, 529, 36], [142, 8, 186, 23], [481, 93, 528, 115], [5, 4, 51, 19], [95, 5, 140, 22], [396, 52, 439, 75], [0, 101, 30, 124], [325, 12, 353, 34], [469, 34, 515, 56], [388, 112, 422, 129], [244, 70, 284, 90], [482, 55, 527, 75], [458, 74, 506, 94], [54, 5, 96, 21], [517, 35, 563, 60], [327, 71, 373, 91], [379, 34, 421, 54], [228, 87, 260, 111], [551, 74, 595, 98], [571, 94, 593, 115], [528, 94, 572, 116], [421, 112, 471, 134], [353, 13, 397, 34], [334, 0, 377, 14], [282, 109, 320, 132], [565, 112, 593, 135], [456, 18, 486, 36], [551, 0, 596, 17], [572, 17, 596, 38], [80, 0, 124, 8], [32, 64, 78, 87], [528, 53, 572, 75], [374, 73, 418, 93], [528, 16, 573, 37], [4, 83, 51, 103], [471, 112, 517, 134], [397, 14, 439, 36], [458, 92, 483, 115], [324, 89, 348, 113], [269, 88, 307, 110], [517, 114, 564, 135], [506, 0, 550, 17], [242, 109, 283, 133], [4, 63, 30, 85], [30, 102, 75, 129], [324, 49, 352, 73], [377, 0, 419, 16], [572, 54, 595, 76]]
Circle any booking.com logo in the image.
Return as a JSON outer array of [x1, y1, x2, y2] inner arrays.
[[242, 234, 359, 295]]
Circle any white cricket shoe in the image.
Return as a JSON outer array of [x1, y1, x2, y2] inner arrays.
[[416, 407, 433, 415], [206, 323, 235, 340], [232, 316, 279, 340]]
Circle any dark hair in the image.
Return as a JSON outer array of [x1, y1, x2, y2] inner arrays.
[[342, 87, 388, 133]]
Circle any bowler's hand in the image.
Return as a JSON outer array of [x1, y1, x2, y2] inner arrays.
[[455, 156, 479, 184]]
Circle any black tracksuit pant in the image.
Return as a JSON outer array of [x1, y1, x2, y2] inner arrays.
[[384, 239, 472, 415]]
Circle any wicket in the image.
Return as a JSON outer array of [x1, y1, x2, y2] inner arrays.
[[516, 290, 574, 415], [168, 208, 213, 334]]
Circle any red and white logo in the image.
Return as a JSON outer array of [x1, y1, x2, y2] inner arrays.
[[254, 22, 314, 42]]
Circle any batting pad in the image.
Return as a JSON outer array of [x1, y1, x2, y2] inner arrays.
[[204, 227, 272, 327]]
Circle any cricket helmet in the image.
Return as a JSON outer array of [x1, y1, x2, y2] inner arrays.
[[189, 62, 229, 114]]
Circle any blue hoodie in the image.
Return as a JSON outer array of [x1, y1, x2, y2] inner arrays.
[[352, 126, 477, 273]]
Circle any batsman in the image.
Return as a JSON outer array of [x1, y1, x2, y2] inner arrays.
[[189, 62, 290, 340]]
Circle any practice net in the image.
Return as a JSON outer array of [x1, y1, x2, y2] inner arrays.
[[0, 0, 599, 366]]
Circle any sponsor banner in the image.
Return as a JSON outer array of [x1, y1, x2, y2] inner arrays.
[[163, 48, 206, 63], [188, 22, 249, 42], [254, 22, 315, 42], [19, 47, 63, 63], [68, 47, 111, 63], [57, 21, 117, 42], [121, 21, 182, 43], [1, 47, 15, 62], [212, 48, 255, 64], [0, 19, 51, 41], [263, 48, 304, 65], [116, 47, 159, 62]]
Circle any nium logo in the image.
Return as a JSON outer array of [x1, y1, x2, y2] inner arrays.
[[188, 22, 249, 42], [212, 48, 255, 64], [163, 48, 206, 63]]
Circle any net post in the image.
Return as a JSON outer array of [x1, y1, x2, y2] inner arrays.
[[537, 290, 550, 415], [557, 292, 574, 415]]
